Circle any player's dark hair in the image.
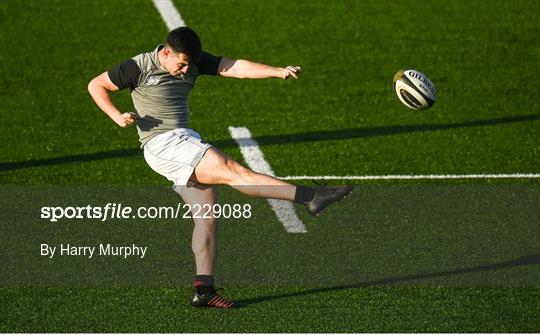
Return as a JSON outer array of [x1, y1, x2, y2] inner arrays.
[[166, 27, 202, 63]]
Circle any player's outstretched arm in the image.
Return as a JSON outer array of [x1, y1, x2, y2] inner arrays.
[[88, 72, 137, 128], [217, 57, 301, 80]]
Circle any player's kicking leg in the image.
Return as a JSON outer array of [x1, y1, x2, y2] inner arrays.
[[192, 147, 353, 216], [179, 184, 235, 308]]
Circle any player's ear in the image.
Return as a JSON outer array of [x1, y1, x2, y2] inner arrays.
[[162, 46, 171, 58]]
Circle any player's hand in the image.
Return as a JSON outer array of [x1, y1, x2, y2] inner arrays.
[[114, 112, 137, 128], [281, 65, 302, 79]]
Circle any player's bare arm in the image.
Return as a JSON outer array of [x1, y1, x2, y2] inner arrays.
[[88, 72, 137, 128], [217, 57, 301, 79]]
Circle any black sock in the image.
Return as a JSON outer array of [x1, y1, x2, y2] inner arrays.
[[194, 275, 214, 294], [294, 185, 316, 204]]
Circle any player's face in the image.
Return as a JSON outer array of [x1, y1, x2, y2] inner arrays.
[[164, 49, 190, 76]]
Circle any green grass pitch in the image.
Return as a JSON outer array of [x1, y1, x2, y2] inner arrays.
[[0, 0, 539, 332]]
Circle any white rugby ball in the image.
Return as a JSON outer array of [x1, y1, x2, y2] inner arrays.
[[393, 69, 436, 110]]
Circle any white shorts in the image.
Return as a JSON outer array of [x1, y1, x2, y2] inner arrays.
[[143, 128, 212, 194]]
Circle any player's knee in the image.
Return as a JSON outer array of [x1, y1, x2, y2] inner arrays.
[[224, 158, 253, 183], [193, 215, 219, 227]]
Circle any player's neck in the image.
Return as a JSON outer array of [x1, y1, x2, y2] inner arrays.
[[157, 48, 167, 71]]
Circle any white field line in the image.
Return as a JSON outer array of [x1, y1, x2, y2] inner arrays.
[[280, 174, 540, 180], [229, 127, 307, 233], [150, 2, 306, 233], [152, 0, 186, 30]]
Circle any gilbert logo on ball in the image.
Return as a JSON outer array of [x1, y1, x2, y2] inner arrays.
[[393, 69, 436, 110]]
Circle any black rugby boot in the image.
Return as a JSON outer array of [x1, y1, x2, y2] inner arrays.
[[190, 288, 236, 308], [305, 185, 353, 216]]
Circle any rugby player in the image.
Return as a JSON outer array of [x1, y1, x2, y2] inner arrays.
[[88, 27, 352, 308]]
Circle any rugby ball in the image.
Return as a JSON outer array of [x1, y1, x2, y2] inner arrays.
[[393, 69, 436, 110]]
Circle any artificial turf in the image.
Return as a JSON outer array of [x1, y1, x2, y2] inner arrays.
[[1, 287, 538, 332], [0, 0, 538, 332]]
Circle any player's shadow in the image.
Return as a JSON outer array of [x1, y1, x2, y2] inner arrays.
[[0, 114, 537, 172], [234, 253, 540, 308], [137, 115, 163, 131], [0, 148, 142, 172]]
